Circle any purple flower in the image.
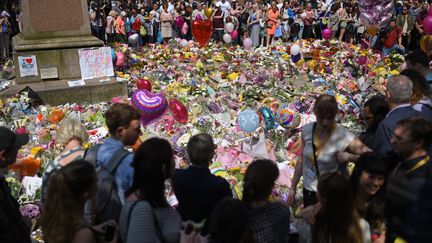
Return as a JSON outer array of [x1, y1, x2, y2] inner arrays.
[[20, 204, 40, 218]]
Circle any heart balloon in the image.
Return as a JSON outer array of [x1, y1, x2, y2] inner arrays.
[[132, 90, 168, 126], [175, 16, 185, 28], [204, 7, 214, 18], [191, 20, 213, 46], [169, 98, 188, 124], [136, 78, 152, 91]]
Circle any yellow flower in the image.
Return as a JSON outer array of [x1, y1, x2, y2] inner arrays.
[[307, 60, 317, 69], [30, 147, 44, 156], [196, 61, 204, 69], [389, 70, 399, 76], [228, 72, 239, 81], [213, 53, 224, 62], [335, 94, 347, 105]]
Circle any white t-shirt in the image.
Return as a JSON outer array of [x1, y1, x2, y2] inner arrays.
[[301, 123, 355, 191], [216, 0, 231, 12], [360, 218, 372, 243], [192, 9, 206, 20]]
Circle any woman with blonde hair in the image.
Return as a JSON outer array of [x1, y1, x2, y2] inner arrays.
[[42, 118, 88, 200], [106, 10, 118, 44]]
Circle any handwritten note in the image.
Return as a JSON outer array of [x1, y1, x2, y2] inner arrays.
[[78, 47, 114, 80]]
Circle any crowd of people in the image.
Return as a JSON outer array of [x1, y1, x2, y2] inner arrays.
[[89, 0, 432, 55], [1, 49, 432, 243], [1, 0, 432, 243]]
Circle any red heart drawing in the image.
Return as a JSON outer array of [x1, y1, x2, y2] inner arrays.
[[191, 20, 213, 47], [25, 58, 33, 64]]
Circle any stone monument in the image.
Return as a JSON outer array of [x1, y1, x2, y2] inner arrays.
[[1, 0, 127, 105]]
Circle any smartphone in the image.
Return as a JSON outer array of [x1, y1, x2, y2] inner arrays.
[[104, 225, 116, 242]]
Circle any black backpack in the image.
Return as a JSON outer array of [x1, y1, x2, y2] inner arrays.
[[84, 144, 130, 224]]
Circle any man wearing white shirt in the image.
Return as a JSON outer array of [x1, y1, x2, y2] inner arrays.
[[216, 0, 231, 13], [150, 3, 160, 22], [159, 0, 175, 13]]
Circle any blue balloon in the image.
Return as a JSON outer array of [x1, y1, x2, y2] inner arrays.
[[111, 49, 117, 64], [238, 109, 260, 133], [292, 53, 301, 63], [259, 107, 275, 130]]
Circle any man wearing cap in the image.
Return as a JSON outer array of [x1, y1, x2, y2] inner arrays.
[[0, 127, 31, 242]]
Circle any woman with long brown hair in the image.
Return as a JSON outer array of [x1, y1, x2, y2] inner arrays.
[[312, 172, 370, 243], [41, 160, 116, 243]]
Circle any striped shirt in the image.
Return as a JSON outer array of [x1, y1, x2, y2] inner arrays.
[[119, 200, 181, 243]]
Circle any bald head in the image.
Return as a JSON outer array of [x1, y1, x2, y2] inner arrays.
[[386, 75, 413, 104]]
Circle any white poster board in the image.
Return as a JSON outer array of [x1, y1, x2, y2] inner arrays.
[[78, 47, 114, 80], [21, 176, 42, 197], [18, 55, 38, 77]]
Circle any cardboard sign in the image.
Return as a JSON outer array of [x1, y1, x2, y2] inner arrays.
[[78, 47, 114, 80], [18, 55, 38, 77]]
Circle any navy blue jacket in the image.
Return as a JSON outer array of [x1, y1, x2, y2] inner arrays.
[[172, 166, 232, 225], [373, 105, 428, 154]]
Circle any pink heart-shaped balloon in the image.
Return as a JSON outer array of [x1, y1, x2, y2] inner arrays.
[[132, 90, 168, 126]]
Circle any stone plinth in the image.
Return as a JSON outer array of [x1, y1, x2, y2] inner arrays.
[[8, 0, 118, 105], [0, 78, 127, 105]]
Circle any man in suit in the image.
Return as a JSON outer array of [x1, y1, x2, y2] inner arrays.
[[373, 75, 426, 154], [172, 133, 232, 234]]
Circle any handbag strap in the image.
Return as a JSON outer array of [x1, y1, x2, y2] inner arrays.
[[311, 122, 320, 177], [152, 209, 166, 243]]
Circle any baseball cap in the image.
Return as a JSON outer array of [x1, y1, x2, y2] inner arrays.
[[0, 127, 29, 150]]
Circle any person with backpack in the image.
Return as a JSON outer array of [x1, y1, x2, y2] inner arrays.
[[119, 137, 181, 243], [0, 127, 31, 243], [42, 160, 118, 243], [84, 103, 141, 224], [172, 133, 232, 236], [42, 118, 89, 201]]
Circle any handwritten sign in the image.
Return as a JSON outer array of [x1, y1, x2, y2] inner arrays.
[[18, 55, 38, 77], [78, 47, 114, 80]]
